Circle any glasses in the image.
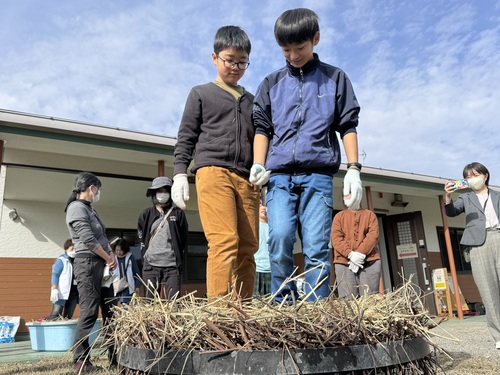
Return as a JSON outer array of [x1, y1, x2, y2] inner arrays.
[[217, 55, 250, 70]]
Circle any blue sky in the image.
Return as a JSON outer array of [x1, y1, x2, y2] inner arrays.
[[1, 0, 499, 185]]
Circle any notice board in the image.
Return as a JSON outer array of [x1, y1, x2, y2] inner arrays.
[[432, 268, 468, 317]]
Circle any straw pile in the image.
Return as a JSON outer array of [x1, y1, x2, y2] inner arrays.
[[101, 280, 438, 354]]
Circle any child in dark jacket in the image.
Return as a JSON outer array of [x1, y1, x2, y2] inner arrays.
[[251, 8, 363, 303], [112, 239, 141, 305], [172, 26, 259, 301]]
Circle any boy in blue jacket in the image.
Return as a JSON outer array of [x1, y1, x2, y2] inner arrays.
[[251, 8, 363, 303]]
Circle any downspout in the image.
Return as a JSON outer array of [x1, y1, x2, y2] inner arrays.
[[157, 160, 165, 177], [438, 195, 464, 319], [364, 186, 384, 294]]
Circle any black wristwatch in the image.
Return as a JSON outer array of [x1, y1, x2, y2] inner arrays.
[[347, 162, 362, 171]]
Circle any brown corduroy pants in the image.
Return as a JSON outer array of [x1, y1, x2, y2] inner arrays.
[[196, 166, 259, 301]]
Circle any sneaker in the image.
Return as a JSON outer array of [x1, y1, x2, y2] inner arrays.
[[73, 360, 94, 373], [496, 341, 500, 349]]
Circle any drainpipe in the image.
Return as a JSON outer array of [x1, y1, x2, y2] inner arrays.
[[438, 195, 464, 319], [157, 160, 165, 177], [365, 186, 384, 294]]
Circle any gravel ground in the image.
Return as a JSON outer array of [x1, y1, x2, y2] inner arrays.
[[430, 315, 500, 374]]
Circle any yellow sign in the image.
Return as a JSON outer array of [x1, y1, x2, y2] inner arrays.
[[433, 268, 469, 317], [432, 268, 447, 290]]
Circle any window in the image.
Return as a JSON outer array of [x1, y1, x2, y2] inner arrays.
[[436, 227, 472, 273], [183, 232, 208, 282]]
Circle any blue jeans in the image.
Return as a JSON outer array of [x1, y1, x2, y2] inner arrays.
[[266, 173, 333, 303]]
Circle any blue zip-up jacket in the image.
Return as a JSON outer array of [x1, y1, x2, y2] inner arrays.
[[253, 54, 360, 175]]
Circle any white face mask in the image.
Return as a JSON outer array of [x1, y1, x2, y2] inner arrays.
[[91, 187, 101, 203], [467, 176, 486, 191], [66, 251, 76, 258], [156, 192, 170, 204]]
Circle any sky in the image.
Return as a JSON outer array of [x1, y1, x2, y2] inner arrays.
[[1, 0, 499, 185]]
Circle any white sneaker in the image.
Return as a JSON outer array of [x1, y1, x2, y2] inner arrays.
[[496, 341, 500, 349]]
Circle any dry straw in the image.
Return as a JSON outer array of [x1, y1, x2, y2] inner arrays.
[[88, 266, 463, 374], [96, 274, 447, 374]]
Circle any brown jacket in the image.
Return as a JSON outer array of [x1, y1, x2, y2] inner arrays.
[[330, 209, 380, 265]]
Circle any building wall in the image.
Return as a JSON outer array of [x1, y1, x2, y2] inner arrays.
[[0, 256, 208, 333], [0, 258, 62, 333]]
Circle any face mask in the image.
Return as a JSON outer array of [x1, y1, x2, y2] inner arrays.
[[467, 176, 486, 191], [91, 187, 101, 203], [66, 251, 76, 258], [156, 192, 170, 204]]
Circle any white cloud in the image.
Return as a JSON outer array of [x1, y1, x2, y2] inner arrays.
[[0, 0, 499, 184]]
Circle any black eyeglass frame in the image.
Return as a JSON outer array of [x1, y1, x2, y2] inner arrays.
[[217, 55, 250, 70]]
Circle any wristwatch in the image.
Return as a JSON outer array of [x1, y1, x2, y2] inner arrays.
[[347, 162, 362, 171]]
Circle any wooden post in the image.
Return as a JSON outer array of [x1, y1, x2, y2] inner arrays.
[[365, 186, 384, 295], [157, 160, 165, 177], [438, 195, 463, 319]]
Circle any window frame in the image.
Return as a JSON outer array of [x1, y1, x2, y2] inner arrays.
[[436, 226, 472, 274]]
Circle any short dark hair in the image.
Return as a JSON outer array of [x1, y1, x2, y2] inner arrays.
[[274, 8, 319, 46], [63, 239, 73, 250], [113, 238, 130, 254], [214, 26, 251, 55], [463, 162, 490, 186]]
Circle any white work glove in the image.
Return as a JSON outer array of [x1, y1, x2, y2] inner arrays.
[[172, 173, 189, 210], [348, 262, 360, 273], [249, 163, 271, 186], [348, 251, 366, 268], [50, 288, 59, 303], [343, 168, 362, 211]]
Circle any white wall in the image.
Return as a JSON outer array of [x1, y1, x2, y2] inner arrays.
[[1, 200, 69, 258]]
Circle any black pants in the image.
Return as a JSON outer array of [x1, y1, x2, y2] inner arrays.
[[142, 264, 181, 300], [64, 283, 80, 318], [73, 257, 114, 363], [46, 283, 79, 320]]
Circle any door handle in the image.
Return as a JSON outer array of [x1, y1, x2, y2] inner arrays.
[[422, 262, 430, 285]]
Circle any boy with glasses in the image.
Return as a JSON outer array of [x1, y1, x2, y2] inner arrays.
[[172, 26, 259, 301], [251, 8, 363, 303]]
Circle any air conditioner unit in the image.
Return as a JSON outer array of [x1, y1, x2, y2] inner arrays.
[[391, 193, 409, 207]]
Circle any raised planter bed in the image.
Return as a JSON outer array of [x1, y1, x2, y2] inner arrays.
[[118, 336, 433, 374]]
